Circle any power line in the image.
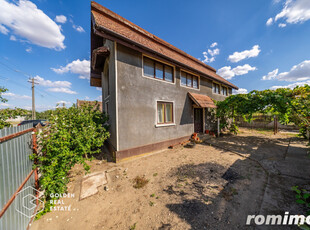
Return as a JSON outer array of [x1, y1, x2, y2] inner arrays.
[[0, 59, 65, 101]]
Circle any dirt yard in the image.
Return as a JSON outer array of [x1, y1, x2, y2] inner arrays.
[[31, 128, 309, 230]]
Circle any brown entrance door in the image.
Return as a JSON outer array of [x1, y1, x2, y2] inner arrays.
[[194, 108, 203, 133]]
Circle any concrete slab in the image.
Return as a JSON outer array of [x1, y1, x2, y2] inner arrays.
[[80, 172, 107, 200]]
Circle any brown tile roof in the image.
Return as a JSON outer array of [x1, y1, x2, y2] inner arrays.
[[188, 92, 217, 108], [91, 1, 238, 89], [76, 99, 103, 112]]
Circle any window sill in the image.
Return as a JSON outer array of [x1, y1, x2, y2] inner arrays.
[[155, 123, 176, 128]]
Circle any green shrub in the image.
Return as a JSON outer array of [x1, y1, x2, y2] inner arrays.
[[31, 103, 109, 216]]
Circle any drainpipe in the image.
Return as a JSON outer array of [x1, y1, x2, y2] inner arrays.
[[217, 118, 220, 137]]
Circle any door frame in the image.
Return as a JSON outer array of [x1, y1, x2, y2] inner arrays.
[[194, 108, 203, 133]]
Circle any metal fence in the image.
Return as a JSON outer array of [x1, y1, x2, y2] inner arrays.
[[235, 115, 299, 130], [0, 123, 36, 230]]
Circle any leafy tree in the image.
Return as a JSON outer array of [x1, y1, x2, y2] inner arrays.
[[0, 86, 8, 103], [216, 85, 310, 141], [31, 102, 109, 216], [0, 87, 30, 128]]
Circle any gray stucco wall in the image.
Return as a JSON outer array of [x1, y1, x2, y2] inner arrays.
[[115, 43, 231, 151], [101, 39, 117, 151]]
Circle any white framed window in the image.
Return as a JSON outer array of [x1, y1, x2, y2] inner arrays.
[[212, 82, 220, 94], [222, 86, 228, 96], [180, 71, 199, 89], [143, 56, 174, 83], [157, 101, 174, 125]]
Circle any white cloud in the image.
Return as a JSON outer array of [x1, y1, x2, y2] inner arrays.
[[208, 48, 219, 57], [233, 64, 257, 75], [34, 75, 72, 88], [0, 102, 11, 107], [0, 24, 9, 34], [51, 59, 90, 80], [0, 0, 65, 50], [273, 0, 282, 4], [278, 23, 287, 27], [270, 80, 310, 90], [84, 96, 90, 100], [274, 0, 310, 24], [47, 87, 77, 94], [265, 60, 310, 82], [55, 15, 67, 24], [2, 92, 31, 99], [202, 42, 220, 63], [9, 35, 16, 41], [218, 64, 257, 80], [56, 100, 72, 107], [96, 87, 102, 91], [23, 104, 55, 111], [266, 18, 273, 26], [262, 68, 279, 80], [96, 95, 102, 101], [228, 45, 261, 63], [233, 88, 248, 94], [26, 47, 32, 53], [73, 25, 85, 32], [210, 42, 218, 48]]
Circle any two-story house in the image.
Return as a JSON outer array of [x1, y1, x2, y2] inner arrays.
[[90, 1, 238, 161]]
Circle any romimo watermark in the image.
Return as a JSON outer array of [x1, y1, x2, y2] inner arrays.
[[15, 186, 44, 218], [246, 212, 310, 226]]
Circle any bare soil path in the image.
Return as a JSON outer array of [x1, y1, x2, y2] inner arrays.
[[31, 128, 309, 230]]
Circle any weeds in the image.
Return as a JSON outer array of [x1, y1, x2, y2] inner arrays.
[[133, 176, 149, 189], [149, 201, 154, 206], [129, 223, 137, 230]]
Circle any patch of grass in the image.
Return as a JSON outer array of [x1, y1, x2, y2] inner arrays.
[[156, 196, 159, 199], [150, 193, 155, 197], [255, 128, 274, 135], [149, 201, 154, 206], [133, 176, 149, 189], [129, 223, 137, 230], [222, 187, 238, 201], [153, 173, 158, 177]]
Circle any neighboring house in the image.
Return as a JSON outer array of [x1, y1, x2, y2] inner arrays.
[[76, 99, 103, 112], [6, 116, 26, 126], [90, 1, 238, 161]]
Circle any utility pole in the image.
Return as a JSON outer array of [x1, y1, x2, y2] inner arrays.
[[28, 78, 39, 120]]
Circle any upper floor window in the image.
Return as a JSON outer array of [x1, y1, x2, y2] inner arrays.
[[143, 56, 174, 83], [222, 86, 228, 96], [212, 83, 220, 94], [180, 71, 199, 89]]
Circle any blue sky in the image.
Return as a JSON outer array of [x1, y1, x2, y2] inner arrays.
[[0, 0, 310, 111]]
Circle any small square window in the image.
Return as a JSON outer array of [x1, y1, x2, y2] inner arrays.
[[157, 102, 173, 124]]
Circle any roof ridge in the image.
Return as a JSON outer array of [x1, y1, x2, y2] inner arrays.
[[91, 1, 216, 73], [91, 1, 238, 89]]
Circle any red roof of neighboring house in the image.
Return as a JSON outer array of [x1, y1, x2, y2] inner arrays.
[[91, 1, 238, 89], [188, 92, 217, 108], [76, 99, 103, 112]]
